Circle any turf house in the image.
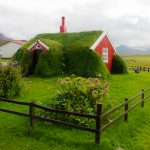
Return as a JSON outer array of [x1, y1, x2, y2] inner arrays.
[[14, 17, 116, 78]]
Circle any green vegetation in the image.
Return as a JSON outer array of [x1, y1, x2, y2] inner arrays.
[[21, 31, 103, 50], [14, 39, 64, 76], [0, 66, 23, 98], [123, 54, 150, 67], [1, 55, 150, 149], [0, 70, 150, 149], [42, 76, 109, 125], [111, 55, 128, 74], [64, 47, 109, 78], [35, 41, 64, 76], [0, 59, 10, 62], [14, 31, 109, 78]]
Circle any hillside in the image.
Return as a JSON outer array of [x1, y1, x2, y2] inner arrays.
[[116, 45, 150, 55], [123, 55, 150, 67], [0, 33, 12, 46], [0, 33, 12, 40]]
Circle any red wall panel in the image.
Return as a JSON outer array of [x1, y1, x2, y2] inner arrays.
[[30, 41, 48, 52], [94, 35, 116, 71]]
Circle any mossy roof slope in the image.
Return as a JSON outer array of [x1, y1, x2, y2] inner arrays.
[[40, 38, 63, 48], [21, 31, 103, 50]]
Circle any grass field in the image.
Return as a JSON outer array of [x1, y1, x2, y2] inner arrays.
[[0, 59, 10, 62], [123, 55, 150, 67], [0, 55, 150, 150], [1, 70, 150, 150]]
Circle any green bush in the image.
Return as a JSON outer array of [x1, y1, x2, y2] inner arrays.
[[111, 55, 128, 74], [35, 43, 64, 76], [13, 39, 64, 77], [13, 48, 27, 62], [42, 76, 110, 125], [13, 48, 32, 75], [64, 46, 109, 78], [0, 66, 23, 98]]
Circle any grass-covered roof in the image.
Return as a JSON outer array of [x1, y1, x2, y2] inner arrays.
[[15, 30, 109, 78], [21, 31, 103, 50], [39, 38, 63, 49]]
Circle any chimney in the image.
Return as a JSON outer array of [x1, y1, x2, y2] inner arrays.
[[60, 16, 66, 33]]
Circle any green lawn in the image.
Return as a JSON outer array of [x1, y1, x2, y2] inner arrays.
[[1, 71, 150, 150], [0, 59, 10, 62], [123, 55, 150, 67]]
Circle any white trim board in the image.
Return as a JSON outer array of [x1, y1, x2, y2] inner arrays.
[[90, 32, 106, 50], [105, 33, 117, 53], [37, 40, 49, 50], [90, 32, 117, 53]]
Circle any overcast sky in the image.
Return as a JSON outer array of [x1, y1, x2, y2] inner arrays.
[[1, 0, 150, 47]]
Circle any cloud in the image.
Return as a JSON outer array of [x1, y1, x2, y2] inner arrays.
[[0, 0, 150, 47]]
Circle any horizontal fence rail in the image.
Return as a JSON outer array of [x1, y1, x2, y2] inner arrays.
[[0, 97, 30, 105], [34, 115, 96, 133], [34, 103, 96, 119], [0, 87, 150, 145], [99, 88, 150, 138], [0, 108, 29, 117]]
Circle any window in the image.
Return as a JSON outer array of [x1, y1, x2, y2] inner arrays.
[[36, 44, 41, 49], [102, 48, 108, 63]]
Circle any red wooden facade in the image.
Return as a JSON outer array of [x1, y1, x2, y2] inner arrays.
[[28, 40, 49, 52], [94, 35, 116, 71]]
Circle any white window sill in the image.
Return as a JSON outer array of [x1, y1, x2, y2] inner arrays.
[[103, 60, 108, 64]]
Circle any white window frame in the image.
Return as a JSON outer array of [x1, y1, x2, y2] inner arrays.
[[36, 44, 41, 49], [102, 48, 108, 63]]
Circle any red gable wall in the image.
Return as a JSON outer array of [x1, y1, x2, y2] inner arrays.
[[94, 35, 116, 71], [29, 41, 48, 52]]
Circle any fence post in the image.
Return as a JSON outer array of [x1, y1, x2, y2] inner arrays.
[[28, 101, 35, 133], [95, 103, 102, 144], [124, 98, 128, 121], [140, 66, 141, 71], [141, 89, 144, 107]]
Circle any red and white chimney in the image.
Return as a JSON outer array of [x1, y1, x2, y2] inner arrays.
[[60, 16, 66, 33]]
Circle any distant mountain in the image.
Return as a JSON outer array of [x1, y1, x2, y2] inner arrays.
[[0, 33, 12, 40], [116, 45, 150, 55]]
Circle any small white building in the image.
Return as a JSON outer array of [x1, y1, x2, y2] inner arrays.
[[0, 40, 26, 58]]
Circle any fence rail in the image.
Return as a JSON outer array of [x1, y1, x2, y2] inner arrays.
[[0, 87, 150, 145], [34, 103, 96, 119], [131, 66, 150, 72]]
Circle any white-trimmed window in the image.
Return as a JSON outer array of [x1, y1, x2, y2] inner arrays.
[[36, 44, 41, 49], [102, 48, 108, 63]]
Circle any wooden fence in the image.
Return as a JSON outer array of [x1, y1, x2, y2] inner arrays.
[[131, 66, 150, 72], [0, 87, 150, 145]]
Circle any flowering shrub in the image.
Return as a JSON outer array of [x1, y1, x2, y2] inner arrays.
[[42, 75, 110, 125]]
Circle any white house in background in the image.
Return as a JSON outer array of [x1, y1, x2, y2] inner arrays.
[[0, 40, 26, 58]]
